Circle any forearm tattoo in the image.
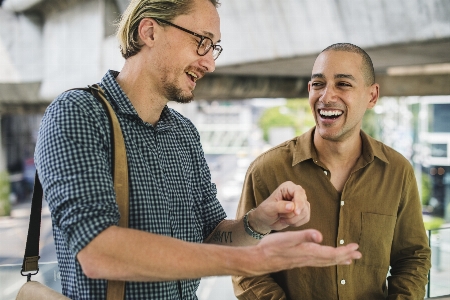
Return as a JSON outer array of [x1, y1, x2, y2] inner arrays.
[[211, 230, 233, 244]]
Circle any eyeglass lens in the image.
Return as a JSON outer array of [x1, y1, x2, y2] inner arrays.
[[198, 38, 221, 60]]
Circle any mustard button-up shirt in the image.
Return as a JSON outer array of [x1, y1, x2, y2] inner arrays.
[[233, 128, 431, 300]]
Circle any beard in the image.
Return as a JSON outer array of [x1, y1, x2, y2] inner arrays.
[[164, 83, 194, 104]]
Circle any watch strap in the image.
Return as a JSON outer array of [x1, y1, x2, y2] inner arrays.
[[243, 208, 270, 240]]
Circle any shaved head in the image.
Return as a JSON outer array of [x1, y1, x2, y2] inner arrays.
[[321, 43, 375, 86]]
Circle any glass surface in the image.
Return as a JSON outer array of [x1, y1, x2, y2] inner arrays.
[[427, 227, 450, 298]]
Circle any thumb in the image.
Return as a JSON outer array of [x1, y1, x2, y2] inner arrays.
[[294, 229, 323, 244]]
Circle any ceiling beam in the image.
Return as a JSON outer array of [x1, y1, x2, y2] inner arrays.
[[195, 73, 450, 100], [377, 74, 450, 97], [195, 75, 308, 100], [0, 74, 448, 112]]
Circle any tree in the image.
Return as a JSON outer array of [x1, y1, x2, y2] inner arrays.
[[258, 99, 315, 142]]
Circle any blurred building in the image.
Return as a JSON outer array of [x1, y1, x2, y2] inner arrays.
[[0, 0, 450, 202], [412, 96, 450, 221]]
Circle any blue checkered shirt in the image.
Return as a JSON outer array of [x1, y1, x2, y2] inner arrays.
[[34, 70, 227, 299]]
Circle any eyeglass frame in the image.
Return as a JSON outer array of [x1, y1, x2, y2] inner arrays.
[[153, 18, 223, 60]]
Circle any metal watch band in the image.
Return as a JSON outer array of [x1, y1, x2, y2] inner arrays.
[[243, 208, 270, 240]]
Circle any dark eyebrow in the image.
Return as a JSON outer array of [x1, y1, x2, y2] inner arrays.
[[335, 74, 356, 81], [200, 30, 221, 43], [311, 73, 325, 80], [311, 73, 356, 81]]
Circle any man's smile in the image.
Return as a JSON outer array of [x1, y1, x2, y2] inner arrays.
[[186, 70, 199, 83], [318, 109, 343, 119]]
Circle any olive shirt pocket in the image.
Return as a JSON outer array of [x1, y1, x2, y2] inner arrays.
[[357, 212, 397, 269]]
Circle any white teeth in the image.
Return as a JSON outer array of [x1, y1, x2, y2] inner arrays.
[[187, 71, 198, 82], [320, 110, 342, 117]]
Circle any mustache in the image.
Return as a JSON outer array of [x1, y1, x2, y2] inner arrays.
[[188, 67, 206, 78]]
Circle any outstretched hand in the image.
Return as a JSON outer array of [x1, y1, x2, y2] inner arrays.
[[249, 181, 310, 233], [252, 229, 361, 275]]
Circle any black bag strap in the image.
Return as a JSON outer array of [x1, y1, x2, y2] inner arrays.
[[21, 84, 129, 300], [20, 171, 42, 279]]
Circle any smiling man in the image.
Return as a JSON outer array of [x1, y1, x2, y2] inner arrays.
[[33, 2, 363, 300], [233, 43, 431, 299]]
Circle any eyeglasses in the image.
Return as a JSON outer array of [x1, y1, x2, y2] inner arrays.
[[154, 18, 223, 60]]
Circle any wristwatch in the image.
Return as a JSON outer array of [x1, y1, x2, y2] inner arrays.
[[243, 208, 270, 240]]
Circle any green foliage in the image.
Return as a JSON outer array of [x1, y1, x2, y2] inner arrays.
[[423, 216, 444, 230], [258, 99, 315, 142], [421, 173, 431, 206], [0, 171, 11, 217], [362, 109, 380, 139], [258, 107, 296, 141]]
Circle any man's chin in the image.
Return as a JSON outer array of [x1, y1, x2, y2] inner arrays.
[[317, 128, 342, 142], [166, 86, 194, 104], [172, 93, 194, 104]]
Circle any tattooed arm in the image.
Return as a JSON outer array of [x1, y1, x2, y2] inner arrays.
[[205, 219, 254, 246], [205, 181, 310, 246]]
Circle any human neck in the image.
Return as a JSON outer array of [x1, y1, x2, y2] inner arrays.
[[313, 130, 362, 170], [116, 57, 167, 126]]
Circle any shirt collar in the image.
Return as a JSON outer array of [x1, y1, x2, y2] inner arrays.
[[292, 127, 390, 166], [100, 70, 176, 131], [360, 129, 389, 164], [292, 127, 316, 166]]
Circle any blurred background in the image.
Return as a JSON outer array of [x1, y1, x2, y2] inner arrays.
[[0, 0, 449, 299]]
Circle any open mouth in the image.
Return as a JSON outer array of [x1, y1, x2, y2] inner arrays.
[[186, 71, 198, 83], [319, 109, 343, 119]]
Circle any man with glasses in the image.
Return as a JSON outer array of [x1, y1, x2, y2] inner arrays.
[[34, 1, 361, 299]]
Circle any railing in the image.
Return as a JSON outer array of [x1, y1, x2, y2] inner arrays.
[[427, 226, 450, 298]]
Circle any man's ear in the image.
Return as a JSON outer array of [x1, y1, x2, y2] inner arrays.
[[138, 18, 157, 47], [367, 83, 379, 109]]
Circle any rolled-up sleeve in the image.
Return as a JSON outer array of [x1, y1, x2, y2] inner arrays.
[[34, 91, 120, 255]]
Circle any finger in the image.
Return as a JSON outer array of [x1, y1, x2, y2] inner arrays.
[[261, 230, 323, 246], [335, 244, 361, 265], [278, 213, 310, 227], [288, 229, 323, 244], [260, 201, 296, 227], [327, 243, 361, 265], [281, 200, 308, 216], [297, 243, 361, 267], [276, 202, 296, 215], [277, 202, 310, 226], [277, 184, 308, 215], [289, 189, 308, 216], [269, 181, 298, 203], [291, 201, 310, 221]]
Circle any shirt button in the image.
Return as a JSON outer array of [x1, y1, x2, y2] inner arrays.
[[341, 201, 344, 206], [341, 279, 346, 285], [324, 170, 328, 175], [339, 239, 344, 245]]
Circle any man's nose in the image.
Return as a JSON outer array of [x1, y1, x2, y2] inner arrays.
[[199, 52, 216, 73], [320, 85, 338, 104]]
